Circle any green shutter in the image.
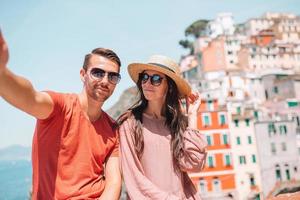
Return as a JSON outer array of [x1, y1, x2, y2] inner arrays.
[[252, 155, 256, 163], [237, 137, 241, 145], [248, 136, 252, 144], [225, 155, 231, 166], [223, 134, 228, 145], [207, 136, 211, 146], [208, 156, 214, 167]]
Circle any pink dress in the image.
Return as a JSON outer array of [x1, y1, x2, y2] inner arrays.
[[119, 113, 207, 200]]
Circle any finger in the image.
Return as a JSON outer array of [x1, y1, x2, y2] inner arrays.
[[185, 96, 190, 113], [188, 93, 199, 104], [0, 29, 4, 44]]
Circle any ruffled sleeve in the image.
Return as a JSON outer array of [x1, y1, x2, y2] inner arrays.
[[179, 128, 207, 173]]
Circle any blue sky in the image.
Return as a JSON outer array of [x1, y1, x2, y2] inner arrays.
[[0, 0, 299, 148]]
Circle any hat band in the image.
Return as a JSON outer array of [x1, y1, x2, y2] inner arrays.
[[148, 63, 175, 73]]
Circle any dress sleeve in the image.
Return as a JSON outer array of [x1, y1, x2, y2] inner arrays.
[[179, 128, 207, 173], [119, 117, 182, 200]]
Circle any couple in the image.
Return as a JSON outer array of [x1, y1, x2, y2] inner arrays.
[[0, 30, 207, 200]]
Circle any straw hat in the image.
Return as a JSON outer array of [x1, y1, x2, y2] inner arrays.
[[128, 55, 191, 97]]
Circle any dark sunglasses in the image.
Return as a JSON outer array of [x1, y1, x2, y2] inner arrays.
[[139, 73, 164, 86], [89, 68, 121, 84]]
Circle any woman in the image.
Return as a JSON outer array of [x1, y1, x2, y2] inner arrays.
[[118, 55, 207, 200]]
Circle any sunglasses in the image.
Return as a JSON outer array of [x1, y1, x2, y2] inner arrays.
[[89, 68, 121, 84], [139, 73, 164, 86]]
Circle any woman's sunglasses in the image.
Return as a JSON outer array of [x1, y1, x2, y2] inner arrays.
[[89, 68, 121, 84], [139, 73, 164, 86]]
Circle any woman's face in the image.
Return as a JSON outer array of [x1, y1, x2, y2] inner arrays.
[[140, 70, 168, 103]]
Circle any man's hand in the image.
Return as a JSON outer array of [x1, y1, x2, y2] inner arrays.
[[0, 29, 9, 73], [0, 29, 53, 119]]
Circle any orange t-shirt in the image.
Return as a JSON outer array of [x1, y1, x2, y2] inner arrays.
[[31, 91, 119, 200]]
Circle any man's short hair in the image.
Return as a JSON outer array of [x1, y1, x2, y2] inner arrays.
[[83, 48, 121, 70]]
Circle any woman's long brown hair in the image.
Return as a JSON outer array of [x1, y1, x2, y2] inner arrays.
[[118, 75, 188, 172]]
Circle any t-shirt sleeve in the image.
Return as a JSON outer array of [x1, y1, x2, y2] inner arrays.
[[110, 130, 119, 157], [39, 91, 63, 121]]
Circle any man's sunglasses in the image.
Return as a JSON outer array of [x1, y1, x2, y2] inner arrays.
[[89, 68, 121, 84], [139, 73, 164, 86]]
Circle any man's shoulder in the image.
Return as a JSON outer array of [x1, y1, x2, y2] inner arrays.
[[44, 91, 77, 103], [43, 90, 76, 98], [101, 111, 117, 129]]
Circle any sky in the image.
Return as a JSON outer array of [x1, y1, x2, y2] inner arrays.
[[0, 0, 299, 148]]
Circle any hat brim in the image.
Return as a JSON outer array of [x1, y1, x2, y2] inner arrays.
[[128, 63, 191, 98]]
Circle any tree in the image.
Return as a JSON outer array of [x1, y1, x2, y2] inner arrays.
[[185, 19, 209, 38], [179, 39, 194, 55]]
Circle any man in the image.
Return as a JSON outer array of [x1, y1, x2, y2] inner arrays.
[[0, 30, 121, 199]]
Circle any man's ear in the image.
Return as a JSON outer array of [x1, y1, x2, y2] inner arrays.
[[80, 68, 86, 82]]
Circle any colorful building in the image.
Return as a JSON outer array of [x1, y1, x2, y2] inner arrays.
[[190, 99, 237, 199]]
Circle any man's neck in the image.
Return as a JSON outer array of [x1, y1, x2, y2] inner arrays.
[[78, 91, 103, 122]]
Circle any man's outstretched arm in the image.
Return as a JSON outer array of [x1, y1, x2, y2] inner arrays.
[[99, 156, 122, 200], [0, 30, 53, 119]]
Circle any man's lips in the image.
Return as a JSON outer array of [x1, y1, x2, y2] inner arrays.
[[95, 86, 109, 93]]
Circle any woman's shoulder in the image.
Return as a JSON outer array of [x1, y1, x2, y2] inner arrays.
[[118, 111, 137, 130]]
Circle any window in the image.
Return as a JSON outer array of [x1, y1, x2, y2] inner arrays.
[[268, 123, 276, 134], [207, 135, 213, 146], [212, 178, 221, 192], [248, 136, 252, 144], [281, 142, 287, 151], [254, 111, 258, 119], [237, 107, 241, 114], [219, 114, 226, 125], [234, 119, 239, 127], [202, 114, 211, 126], [208, 155, 214, 167], [271, 143, 276, 154], [286, 169, 291, 180], [239, 156, 246, 164], [222, 134, 229, 145], [207, 100, 214, 111], [199, 179, 207, 193], [245, 119, 250, 127], [265, 90, 269, 100], [279, 125, 287, 135], [276, 168, 282, 181], [249, 174, 255, 186], [237, 136, 241, 145], [224, 154, 231, 166], [252, 155, 256, 163], [273, 86, 278, 94], [207, 101, 214, 111]]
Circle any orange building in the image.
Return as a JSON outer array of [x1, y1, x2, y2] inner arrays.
[[250, 29, 275, 46], [190, 99, 237, 199]]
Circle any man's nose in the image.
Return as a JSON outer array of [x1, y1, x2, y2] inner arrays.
[[100, 73, 110, 85]]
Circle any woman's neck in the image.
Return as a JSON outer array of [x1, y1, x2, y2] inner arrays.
[[144, 100, 165, 119]]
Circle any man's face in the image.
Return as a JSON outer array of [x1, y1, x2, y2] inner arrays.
[[81, 55, 120, 103]]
